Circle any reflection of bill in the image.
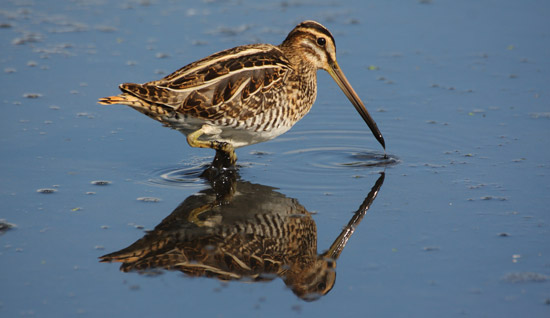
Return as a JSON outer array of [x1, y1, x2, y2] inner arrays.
[[101, 171, 384, 301]]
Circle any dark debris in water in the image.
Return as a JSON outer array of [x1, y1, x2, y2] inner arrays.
[[467, 195, 509, 201], [128, 223, 145, 230], [23, 93, 42, 99], [250, 150, 272, 156], [480, 196, 508, 201], [37, 188, 57, 194], [423, 246, 440, 252], [0, 219, 16, 235], [91, 180, 111, 186], [340, 152, 399, 168]]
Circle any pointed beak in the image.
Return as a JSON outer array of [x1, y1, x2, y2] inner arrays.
[[328, 60, 385, 149]]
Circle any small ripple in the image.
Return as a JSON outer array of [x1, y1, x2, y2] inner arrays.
[[339, 151, 400, 168], [282, 146, 399, 171], [143, 163, 210, 189], [250, 146, 397, 192]]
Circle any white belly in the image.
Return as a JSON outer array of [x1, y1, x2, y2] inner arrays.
[[163, 115, 293, 148]]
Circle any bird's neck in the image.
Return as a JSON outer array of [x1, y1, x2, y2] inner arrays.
[[277, 43, 319, 121]]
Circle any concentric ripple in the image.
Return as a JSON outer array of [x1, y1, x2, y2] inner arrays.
[[144, 162, 211, 189], [281, 146, 399, 171], [248, 145, 399, 192]]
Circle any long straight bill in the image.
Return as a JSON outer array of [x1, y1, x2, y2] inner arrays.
[[328, 61, 385, 149]]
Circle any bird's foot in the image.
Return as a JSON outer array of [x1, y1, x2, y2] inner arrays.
[[188, 125, 238, 177], [200, 148, 237, 180]]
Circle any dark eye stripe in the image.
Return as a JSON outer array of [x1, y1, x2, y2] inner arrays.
[[297, 21, 335, 45]]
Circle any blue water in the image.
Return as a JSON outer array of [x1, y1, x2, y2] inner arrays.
[[1, 0, 549, 317]]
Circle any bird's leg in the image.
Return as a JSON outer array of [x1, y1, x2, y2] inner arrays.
[[187, 125, 237, 170], [187, 203, 216, 227], [211, 149, 236, 171], [187, 170, 237, 226]]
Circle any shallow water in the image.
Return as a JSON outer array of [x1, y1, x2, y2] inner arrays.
[[1, 0, 549, 317]]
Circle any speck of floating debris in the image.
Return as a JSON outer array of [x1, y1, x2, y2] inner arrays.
[[0, 219, 16, 234], [480, 196, 507, 201], [95, 25, 118, 32], [502, 272, 549, 283], [37, 188, 57, 194], [76, 112, 95, 119], [91, 180, 111, 186], [155, 52, 170, 59], [12, 32, 43, 45], [23, 93, 42, 98], [137, 197, 161, 203], [529, 112, 550, 119], [423, 246, 440, 252]]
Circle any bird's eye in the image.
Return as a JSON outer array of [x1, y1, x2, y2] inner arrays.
[[316, 37, 326, 46]]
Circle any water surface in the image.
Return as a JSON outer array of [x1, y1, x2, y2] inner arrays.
[[1, 0, 549, 317]]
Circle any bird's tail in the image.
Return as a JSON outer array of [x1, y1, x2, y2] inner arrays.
[[97, 92, 173, 120], [97, 93, 148, 108], [98, 95, 127, 105]]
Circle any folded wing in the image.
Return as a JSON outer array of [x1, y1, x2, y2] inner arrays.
[[119, 44, 293, 121]]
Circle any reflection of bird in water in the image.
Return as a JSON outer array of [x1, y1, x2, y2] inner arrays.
[[100, 172, 384, 301], [98, 20, 385, 168]]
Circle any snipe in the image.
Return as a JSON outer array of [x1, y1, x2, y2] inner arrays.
[[99, 20, 385, 168]]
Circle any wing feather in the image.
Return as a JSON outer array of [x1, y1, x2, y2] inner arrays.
[[118, 44, 292, 121]]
